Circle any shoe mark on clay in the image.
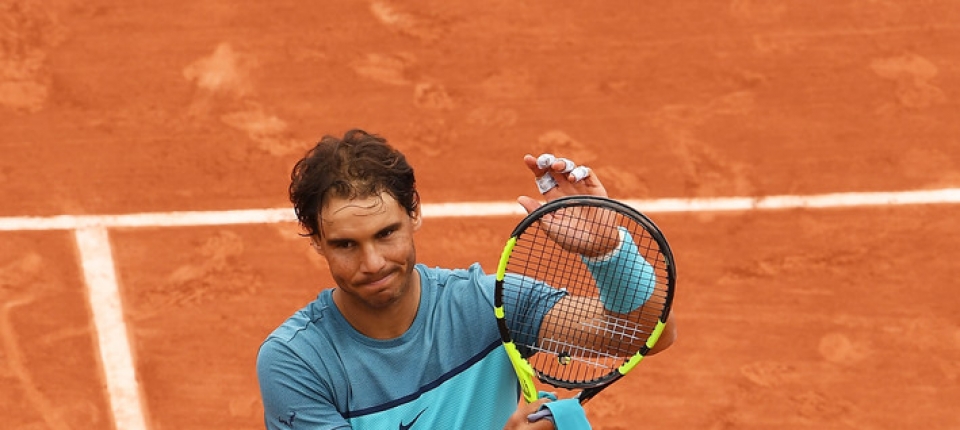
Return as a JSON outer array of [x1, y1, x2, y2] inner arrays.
[[400, 118, 454, 157], [0, 0, 66, 113], [369, 1, 450, 43], [183, 43, 256, 106], [818, 332, 871, 365], [739, 360, 800, 388], [183, 43, 307, 156], [354, 1, 456, 111], [480, 68, 536, 100], [220, 102, 307, 156], [791, 390, 856, 422], [463, 68, 535, 129], [871, 53, 946, 111], [352, 52, 418, 86], [413, 81, 454, 110], [351, 52, 457, 116], [182, 43, 251, 118], [460, 68, 536, 132]]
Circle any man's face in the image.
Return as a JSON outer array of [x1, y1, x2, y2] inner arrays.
[[314, 192, 421, 311]]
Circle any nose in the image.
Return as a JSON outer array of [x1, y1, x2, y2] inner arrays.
[[358, 243, 386, 273]]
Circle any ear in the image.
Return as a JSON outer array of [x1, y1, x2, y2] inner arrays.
[[411, 205, 423, 231], [310, 236, 324, 256]]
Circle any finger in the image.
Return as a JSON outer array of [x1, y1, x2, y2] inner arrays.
[[568, 165, 589, 182], [523, 153, 541, 170], [536, 153, 556, 170], [553, 157, 576, 174], [524, 154, 550, 178], [527, 409, 555, 424], [527, 153, 594, 197], [528, 154, 562, 194]]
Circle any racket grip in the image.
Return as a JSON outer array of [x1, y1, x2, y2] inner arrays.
[[527, 408, 556, 423]]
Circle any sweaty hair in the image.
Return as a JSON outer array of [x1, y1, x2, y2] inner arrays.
[[289, 129, 418, 237]]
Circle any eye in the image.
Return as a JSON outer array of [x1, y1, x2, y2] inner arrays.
[[377, 227, 397, 239], [331, 240, 355, 250]]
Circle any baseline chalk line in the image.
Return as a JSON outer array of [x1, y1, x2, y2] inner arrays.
[[2, 188, 959, 231]]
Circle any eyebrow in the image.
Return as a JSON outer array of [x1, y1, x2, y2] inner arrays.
[[322, 222, 403, 244]]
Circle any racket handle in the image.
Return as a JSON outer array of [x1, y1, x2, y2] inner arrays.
[[527, 408, 556, 423]]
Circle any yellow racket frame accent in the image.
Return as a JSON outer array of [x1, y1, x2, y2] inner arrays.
[[495, 236, 541, 402], [618, 319, 666, 374]]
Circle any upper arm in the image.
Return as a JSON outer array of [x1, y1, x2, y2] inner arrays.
[[257, 340, 352, 430]]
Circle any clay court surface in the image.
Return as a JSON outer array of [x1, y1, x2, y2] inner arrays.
[[2, 1, 960, 429]]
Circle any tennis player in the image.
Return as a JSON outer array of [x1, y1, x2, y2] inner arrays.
[[256, 129, 676, 429]]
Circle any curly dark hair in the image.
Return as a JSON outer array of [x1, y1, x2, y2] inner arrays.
[[289, 129, 419, 237]]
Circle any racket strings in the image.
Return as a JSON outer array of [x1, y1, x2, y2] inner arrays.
[[502, 205, 671, 385]]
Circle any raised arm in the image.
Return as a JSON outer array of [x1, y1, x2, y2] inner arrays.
[[518, 153, 677, 356]]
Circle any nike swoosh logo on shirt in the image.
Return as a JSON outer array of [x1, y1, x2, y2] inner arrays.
[[399, 408, 427, 430]]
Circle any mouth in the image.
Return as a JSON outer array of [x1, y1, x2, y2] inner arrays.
[[357, 271, 396, 289]]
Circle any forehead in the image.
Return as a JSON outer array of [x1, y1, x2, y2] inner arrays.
[[319, 192, 406, 235]]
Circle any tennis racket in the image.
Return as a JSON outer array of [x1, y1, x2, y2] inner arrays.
[[493, 195, 676, 422]]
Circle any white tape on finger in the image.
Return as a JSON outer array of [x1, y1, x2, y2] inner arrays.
[[570, 166, 590, 182], [536, 154, 556, 169], [536, 174, 559, 194], [557, 158, 576, 173]]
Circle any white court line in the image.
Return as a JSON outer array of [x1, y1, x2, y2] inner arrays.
[[1, 188, 959, 231], [74, 227, 148, 430], [7, 187, 960, 430]]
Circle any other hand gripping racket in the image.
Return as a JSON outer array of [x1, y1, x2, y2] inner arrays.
[[493, 195, 676, 422]]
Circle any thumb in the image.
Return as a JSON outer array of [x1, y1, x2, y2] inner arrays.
[[517, 196, 542, 215]]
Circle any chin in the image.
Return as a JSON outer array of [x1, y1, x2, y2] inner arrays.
[[366, 279, 408, 306]]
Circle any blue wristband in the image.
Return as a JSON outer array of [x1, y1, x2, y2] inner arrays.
[[539, 399, 592, 430], [581, 227, 656, 314]]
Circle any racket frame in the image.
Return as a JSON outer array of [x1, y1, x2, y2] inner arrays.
[[493, 195, 676, 404]]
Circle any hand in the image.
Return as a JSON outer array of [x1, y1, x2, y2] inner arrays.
[[517, 154, 619, 258], [518, 154, 608, 208], [503, 398, 555, 430]]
